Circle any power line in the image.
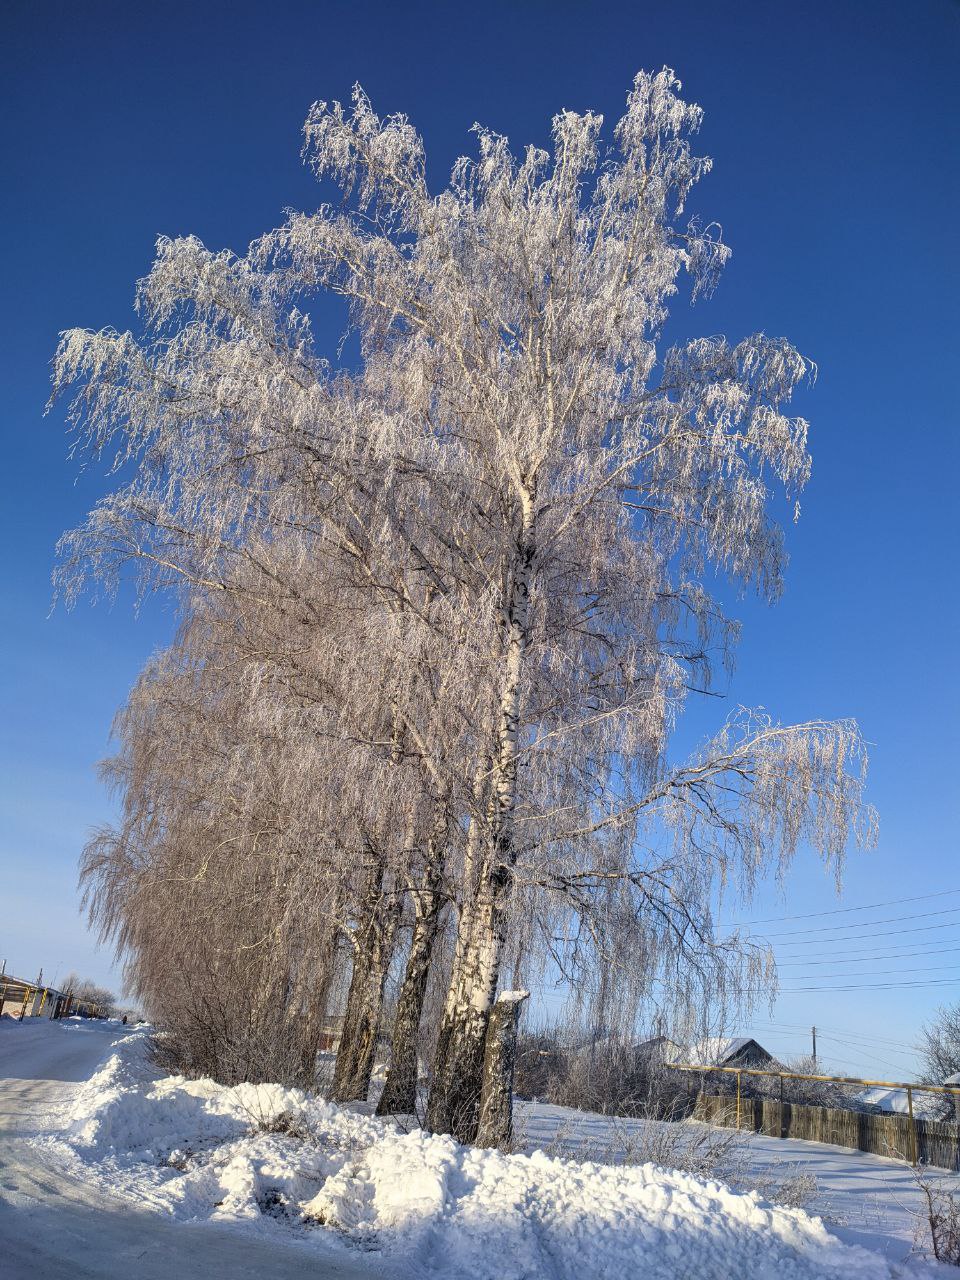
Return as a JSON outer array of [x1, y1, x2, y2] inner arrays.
[[825, 1054, 893, 1074], [813, 1025, 923, 1053], [741, 1021, 807, 1037], [753, 906, 960, 940], [754, 1020, 922, 1053], [812, 1032, 920, 1075], [778, 934, 960, 955], [781, 963, 960, 981], [776, 942, 960, 965], [740, 1024, 925, 1074], [812, 1029, 921, 1054], [819, 1030, 917, 1058], [744, 1020, 861, 1043], [764, 920, 960, 947], [753, 1042, 897, 1078], [746, 1020, 922, 1055], [723, 887, 960, 928], [790, 1036, 915, 1077], [780, 977, 960, 993], [739, 1027, 879, 1067]]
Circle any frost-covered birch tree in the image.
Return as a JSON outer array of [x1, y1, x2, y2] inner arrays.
[[80, 564, 448, 1092], [55, 68, 875, 1143]]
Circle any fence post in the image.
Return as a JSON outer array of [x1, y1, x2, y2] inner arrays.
[[736, 1070, 742, 1129], [906, 1086, 918, 1166]]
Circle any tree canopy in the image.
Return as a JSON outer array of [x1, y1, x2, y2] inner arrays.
[[58, 69, 875, 1142]]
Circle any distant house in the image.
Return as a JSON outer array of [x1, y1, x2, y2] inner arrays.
[[681, 1037, 774, 1070], [565, 1032, 681, 1069], [0, 974, 70, 1020], [856, 1086, 945, 1121], [634, 1034, 685, 1063]]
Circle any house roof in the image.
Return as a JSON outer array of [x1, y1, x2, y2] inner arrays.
[[0, 974, 67, 1001], [683, 1036, 762, 1067], [944, 1071, 960, 1086], [857, 1087, 944, 1119], [635, 1035, 684, 1055]]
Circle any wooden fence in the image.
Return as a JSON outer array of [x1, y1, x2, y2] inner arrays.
[[692, 1092, 960, 1172], [669, 1061, 960, 1170]]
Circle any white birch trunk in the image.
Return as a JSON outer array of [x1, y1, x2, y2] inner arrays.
[[476, 989, 529, 1148], [331, 859, 401, 1103], [427, 498, 534, 1140], [377, 815, 446, 1116]]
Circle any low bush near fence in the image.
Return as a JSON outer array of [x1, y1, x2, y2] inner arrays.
[[514, 1031, 692, 1120], [695, 1094, 960, 1171], [913, 1165, 960, 1265]]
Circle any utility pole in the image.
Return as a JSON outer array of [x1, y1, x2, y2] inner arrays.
[[811, 1025, 817, 1065]]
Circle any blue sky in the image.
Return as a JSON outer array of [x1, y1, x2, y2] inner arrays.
[[1, 0, 957, 1077]]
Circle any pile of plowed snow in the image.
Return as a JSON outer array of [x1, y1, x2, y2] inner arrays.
[[39, 1031, 898, 1279]]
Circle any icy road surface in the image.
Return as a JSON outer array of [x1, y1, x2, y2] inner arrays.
[[0, 1018, 390, 1280]]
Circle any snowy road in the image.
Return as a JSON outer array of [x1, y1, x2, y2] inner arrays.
[[0, 1019, 386, 1280]]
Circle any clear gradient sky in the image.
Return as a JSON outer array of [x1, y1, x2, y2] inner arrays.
[[1, 0, 957, 1077]]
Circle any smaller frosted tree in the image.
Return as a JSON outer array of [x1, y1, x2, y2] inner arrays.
[[60, 973, 117, 1016], [921, 1004, 960, 1085]]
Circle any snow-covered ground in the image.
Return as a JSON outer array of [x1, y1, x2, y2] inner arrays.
[[2, 1016, 954, 1278], [518, 1100, 959, 1269]]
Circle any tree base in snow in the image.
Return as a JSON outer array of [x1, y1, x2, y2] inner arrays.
[[476, 990, 529, 1149]]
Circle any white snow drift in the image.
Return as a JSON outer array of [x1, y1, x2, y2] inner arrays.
[[37, 1029, 903, 1279]]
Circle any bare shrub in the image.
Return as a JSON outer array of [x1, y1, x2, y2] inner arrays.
[[912, 1168, 960, 1265], [548, 1111, 826, 1218], [616, 1119, 744, 1182], [921, 1004, 960, 1086], [730, 1056, 860, 1110], [748, 1163, 822, 1214], [545, 1114, 743, 1183], [255, 1109, 314, 1142], [689, 1056, 866, 1115], [548, 1040, 692, 1121], [513, 1029, 568, 1102], [143, 939, 330, 1089]]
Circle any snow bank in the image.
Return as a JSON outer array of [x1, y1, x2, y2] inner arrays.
[[42, 1032, 899, 1279], [64, 1029, 379, 1161]]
